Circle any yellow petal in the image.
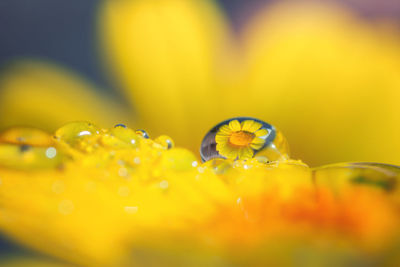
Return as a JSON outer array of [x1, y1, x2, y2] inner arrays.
[[226, 148, 239, 159], [218, 125, 233, 135], [250, 142, 264, 150], [216, 143, 231, 158], [228, 120, 241, 132], [250, 136, 266, 150], [99, 0, 234, 150], [241, 2, 400, 166], [215, 134, 229, 143], [241, 120, 262, 133], [0, 60, 133, 131], [252, 137, 265, 145], [238, 147, 254, 159], [255, 129, 269, 137]]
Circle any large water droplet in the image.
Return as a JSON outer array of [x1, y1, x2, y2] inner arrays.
[[200, 117, 289, 162]]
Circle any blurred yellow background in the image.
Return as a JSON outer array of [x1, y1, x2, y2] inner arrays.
[[0, 0, 400, 167]]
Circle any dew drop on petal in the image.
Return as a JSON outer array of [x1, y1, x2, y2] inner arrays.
[[135, 129, 149, 139], [108, 126, 139, 148], [0, 127, 63, 170], [0, 127, 54, 146], [154, 135, 174, 149], [114, 123, 127, 128], [200, 117, 290, 162], [54, 122, 99, 146]]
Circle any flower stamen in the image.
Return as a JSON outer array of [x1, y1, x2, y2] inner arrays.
[[228, 131, 255, 147]]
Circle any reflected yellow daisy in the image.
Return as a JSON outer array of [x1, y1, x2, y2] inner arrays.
[[216, 119, 268, 160]]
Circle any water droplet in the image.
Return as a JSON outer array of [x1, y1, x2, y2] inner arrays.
[[0, 127, 54, 146], [200, 117, 289, 162], [114, 123, 127, 128], [0, 127, 63, 169], [55, 121, 99, 146], [135, 129, 149, 139], [108, 126, 139, 148], [154, 135, 174, 149]]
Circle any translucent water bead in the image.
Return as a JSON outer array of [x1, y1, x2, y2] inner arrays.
[[54, 121, 100, 153], [154, 135, 174, 149], [0, 127, 62, 169], [200, 117, 289, 162], [100, 124, 139, 148]]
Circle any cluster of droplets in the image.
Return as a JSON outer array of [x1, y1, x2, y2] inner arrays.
[[0, 122, 182, 172], [1, 119, 399, 267], [0, 118, 295, 177]]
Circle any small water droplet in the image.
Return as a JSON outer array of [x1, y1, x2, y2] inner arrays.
[[54, 121, 99, 146], [114, 123, 127, 128], [108, 126, 139, 148], [135, 129, 149, 139], [154, 135, 174, 149], [0, 127, 54, 146]]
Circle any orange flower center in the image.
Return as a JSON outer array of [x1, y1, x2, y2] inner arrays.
[[228, 131, 255, 147]]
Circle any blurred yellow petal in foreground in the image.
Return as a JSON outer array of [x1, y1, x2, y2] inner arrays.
[[99, 1, 400, 166], [0, 60, 133, 132], [0, 123, 400, 266]]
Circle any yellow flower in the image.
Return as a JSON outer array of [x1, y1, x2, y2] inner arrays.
[[0, 123, 400, 266], [215, 119, 268, 160], [1, 2, 400, 164]]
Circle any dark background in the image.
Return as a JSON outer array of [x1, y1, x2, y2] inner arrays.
[[1, 0, 399, 94], [0, 0, 261, 94]]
